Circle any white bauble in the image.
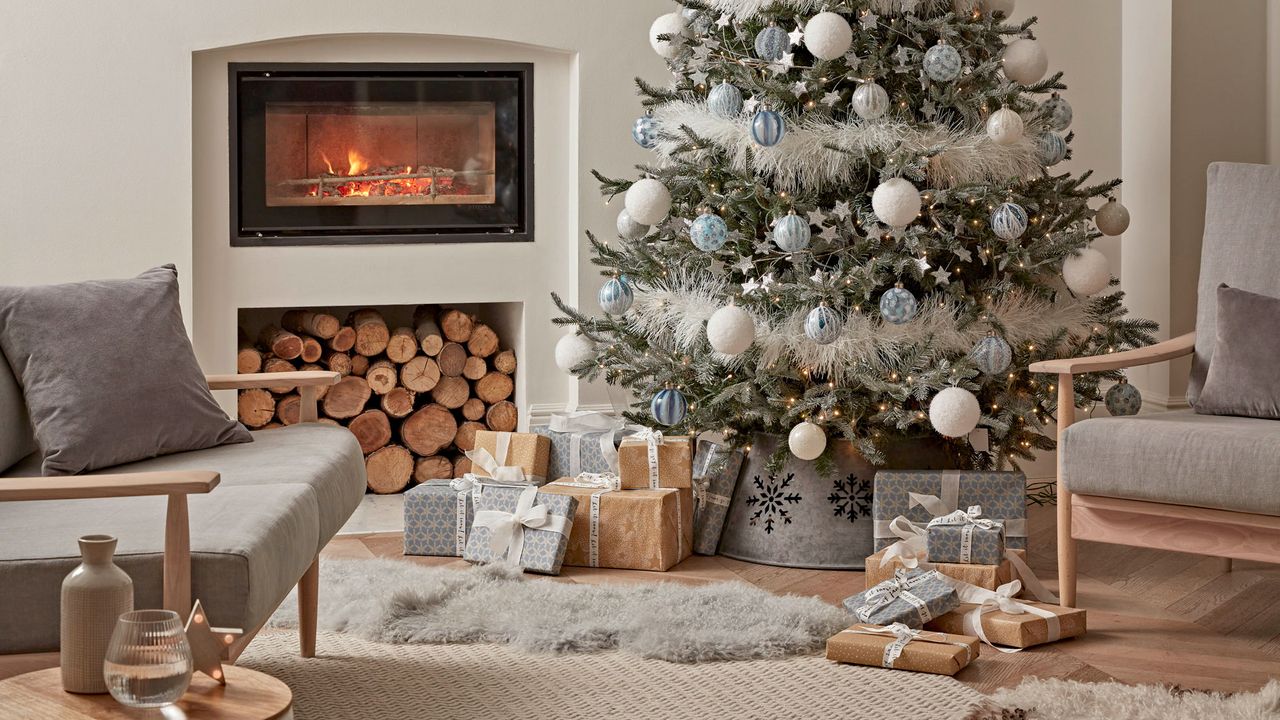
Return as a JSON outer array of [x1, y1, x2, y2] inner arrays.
[[706, 305, 756, 356], [804, 11, 853, 61], [852, 81, 890, 120], [788, 421, 827, 460], [929, 387, 982, 438], [616, 209, 649, 240], [871, 178, 922, 228], [554, 333, 596, 373], [986, 107, 1024, 146], [1095, 199, 1131, 236], [1002, 38, 1048, 85], [624, 178, 672, 225], [1062, 247, 1111, 297], [649, 12, 688, 59]]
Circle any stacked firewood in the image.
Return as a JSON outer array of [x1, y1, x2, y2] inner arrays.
[[235, 306, 517, 494]]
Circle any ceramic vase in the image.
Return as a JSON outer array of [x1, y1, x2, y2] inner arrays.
[[61, 534, 134, 693]]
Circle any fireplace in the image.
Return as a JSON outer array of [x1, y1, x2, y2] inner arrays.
[[230, 63, 533, 245]]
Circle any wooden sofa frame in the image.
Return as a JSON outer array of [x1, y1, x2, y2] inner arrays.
[[0, 370, 340, 678]]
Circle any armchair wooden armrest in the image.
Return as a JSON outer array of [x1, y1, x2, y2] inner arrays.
[[206, 371, 340, 424], [1028, 332, 1195, 375]]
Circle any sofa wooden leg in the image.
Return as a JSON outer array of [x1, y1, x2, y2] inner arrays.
[[1056, 373, 1078, 608], [1220, 557, 1233, 573], [299, 556, 319, 658]]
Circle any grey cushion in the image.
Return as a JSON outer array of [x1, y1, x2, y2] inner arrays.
[[1189, 163, 1280, 405], [0, 265, 251, 475], [1195, 285, 1280, 419], [1061, 411, 1280, 515], [0, 351, 34, 473]]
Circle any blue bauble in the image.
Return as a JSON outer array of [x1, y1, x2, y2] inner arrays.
[[598, 277, 634, 315], [690, 213, 729, 252], [1037, 132, 1067, 167], [1041, 94, 1073, 131], [707, 82, 744, 118], [632, 115, 659, 149], [804, 305, 843, 345], [991, 202, 1029, 240], [972, 334, 1013, 375], [923, 42, 963, 82], [754, 25, 790, 61], [651, 388, 688, 426], [879, 286, 918, 325], [773, 213, 811, 252], [750, 109, 786, 147], [1105, 380, 1142, 416]]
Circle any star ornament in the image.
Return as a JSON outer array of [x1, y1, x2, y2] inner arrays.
[[821, 90, 841, 107], [185, 599, 243, 685], [791, 80, 809, 97], [788, 26, 805, 47], [715, 13, 733, 28]]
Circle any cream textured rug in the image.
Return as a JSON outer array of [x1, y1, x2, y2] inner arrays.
[[973, 677, 1280, 720], [239, 629, 986, 720]]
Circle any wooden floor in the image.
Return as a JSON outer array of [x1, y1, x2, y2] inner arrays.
[[326, 503, 1280, 695]]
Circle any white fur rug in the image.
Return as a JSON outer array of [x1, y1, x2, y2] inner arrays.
[[269, 559, 850, 662], [975, 677, 1280, 720]]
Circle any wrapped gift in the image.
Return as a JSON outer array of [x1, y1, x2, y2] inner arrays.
[[541, 476, 693, 571], [617, 430, 694, 490], [873, 470, 1027, 551], [925, 506, 1005, 565], [472, 431, 552, 486], [826, 623, 979, 675], [927, 580, 1085, 649], [532, 411, 634, 480], [865, 548, 1026, 592], [403, 478, 479, 557], [691, 440, 744, 555], [842, 569, 959, 629], [463, 484, 576, 575]]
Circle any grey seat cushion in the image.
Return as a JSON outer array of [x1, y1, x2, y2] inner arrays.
[[1061, 411, 1280, 515]]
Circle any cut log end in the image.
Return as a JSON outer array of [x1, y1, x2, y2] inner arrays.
[[461, 397, 486, 422], [300, 336, 323, 364], [454, 421, 487, 452], [366, 445, 413, 494], [438, 308, 475, 343], [264, 357, 298, 394], [436, 342, 467, 377], [387, 327, 419, 364], [430, 375, 470, 410], [462, 355, 488, 381], [366, 360, 398, 395], [401, 403, 458, 456], [322, 376, 372, 420], [348, 409, 392, 454], [413, 455, 454, 484], [237, 388, 275, 428], [466, 324, 499, 358], [350, 308, 391, 357], [400, 355, 440, 393], [259, 325, 303, 361], [492, 349, 517, 375], [474, 371, 514, 405], [329, 326, 357, 353], [282, 310, 340, 340], [485, 400, 518, 432], [381, 387, 416, 418]]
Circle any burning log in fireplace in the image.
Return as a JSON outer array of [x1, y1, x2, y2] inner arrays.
[[236, 306, 517, 494], [274, 165, 496, 204]]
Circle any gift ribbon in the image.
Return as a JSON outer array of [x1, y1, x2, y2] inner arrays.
[[854, 569, 941, 626], [472, 485, 572, 564], [947, 579, 1063, 653], [880, 516, 930, 570], [449, 473, 533, 555], [625, 428, 666, 489], [549, 411, 641, 477], [550, 473, 622, 568], [927, 505, 1003, 564], [842, 623, 974, 669], [691, 444, 736, 513], [873, 471, 1027, 543], [467, 440, 543, 486]]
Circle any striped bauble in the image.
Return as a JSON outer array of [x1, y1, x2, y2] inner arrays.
[[707, 82, 743, 118], [632, 115, 658, 149], [598, 277, 634, 315], [990, 202, 1028, 240], [650, 388, 688, 426], [754, 24, 790, 61], [773, 213, 811, 252], [1037, 132, 1067, 166], [750, 109, 786, 147], [804, 305, 843, 345], [852, 81, 889, 120], [972, 334, 1013, 375]]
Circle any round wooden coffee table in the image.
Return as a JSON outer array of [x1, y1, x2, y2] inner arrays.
[[0, 665, 292, 719]]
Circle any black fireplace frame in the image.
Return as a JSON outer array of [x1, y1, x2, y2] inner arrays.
[[229, 62, 534, 246]]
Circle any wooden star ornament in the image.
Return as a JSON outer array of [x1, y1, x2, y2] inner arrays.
[[185, 599, 243, 685]]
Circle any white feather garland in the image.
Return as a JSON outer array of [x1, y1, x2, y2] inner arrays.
[[699, 0, 954, 20], [651, 102, 1043, 192]]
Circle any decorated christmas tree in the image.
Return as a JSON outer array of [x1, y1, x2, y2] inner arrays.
[[552, 0, 1155, 485]]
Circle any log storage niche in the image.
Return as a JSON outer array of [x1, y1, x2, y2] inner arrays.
[[236, 304, 518, 494]]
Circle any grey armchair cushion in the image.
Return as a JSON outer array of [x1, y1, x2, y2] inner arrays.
[[0, 265, 251, 475], [0, 351, 35, 472], [1195, 285, 1280, 419]]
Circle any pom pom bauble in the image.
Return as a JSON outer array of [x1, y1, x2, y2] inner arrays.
[[1037, 132, 1067, 166], [554, 334, 596, 373], [706, 304, 756, 355], [879, 286, 918, 325], [804, 12, 853, 60], [624, 178, 672, 225], [773, 213, 811, 252], [1105, 379, 1142, 417], [1062, 247, 1111, 297], [1002, 38, 1048, 85], [991, 202, 1029, 240], [616, 209, 649, 240], [852, 81, 890, 120], [972, 334, 1013, 375], [804, 305, 843, 344], [929, 387, 982, 438], [1095, 198, 1131, 236], [750, 109, 786, 147], [986, 107, 1024, 146], [690, 213, 729, 252], [632, 115, 658, 149], [1041, 93, 1073, 131], [649, 12, 687, 59], [871, 178, 922, 228], [651, 388, 688, 426], [754, 24, 790, 61], [598, 276, 634, 315], [923, 42, 963, 83], [788, 421, 827, 460], [708, 82, 744, 117]]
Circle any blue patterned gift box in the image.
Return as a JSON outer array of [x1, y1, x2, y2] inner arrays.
[[842, 569, 959, 630], [873, 471, 1027, 552], [531, 425, 622, 481], [691, 440, 744, 555], [464, 484, 577, 575], [925, 506, 1006, 565], [403, 480, 477, 558]]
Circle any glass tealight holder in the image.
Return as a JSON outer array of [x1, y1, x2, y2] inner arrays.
[[103, 609, 193, 708]]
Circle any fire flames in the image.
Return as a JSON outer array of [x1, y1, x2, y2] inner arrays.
[[308, 149, 457, 199]]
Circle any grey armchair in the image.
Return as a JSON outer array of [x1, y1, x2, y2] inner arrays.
[[1030, 162, 1280, 608]]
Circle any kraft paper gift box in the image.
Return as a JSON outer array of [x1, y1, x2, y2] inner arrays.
[[842, 569, 959, 630], [925, 507, 1006, 565], [691, 440, 744, 555], [826, 624, 980, 676], [928, 601, 1086, 648], [873, 470, 1027, 552], [617, 432, 694, 490], [463, 484, 576, 575], [864, 548, 1027, 592], [540, 479, 693, 571], [403, 479, 479, 557], [472, 430, 552, 486]]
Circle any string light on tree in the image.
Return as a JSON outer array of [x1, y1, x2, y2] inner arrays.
[[788, 420, 827, 460]]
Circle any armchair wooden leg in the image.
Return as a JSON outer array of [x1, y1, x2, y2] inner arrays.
[[1220, 557, 1233, 573], [299, 556, 319, 658], [1056, 373, 1078, 608], [163, 494, 192, 619]]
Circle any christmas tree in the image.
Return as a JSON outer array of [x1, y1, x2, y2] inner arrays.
[[552, 0, 1156, 484]]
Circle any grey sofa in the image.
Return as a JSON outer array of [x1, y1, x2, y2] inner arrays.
[[0, 362, 365, 657]]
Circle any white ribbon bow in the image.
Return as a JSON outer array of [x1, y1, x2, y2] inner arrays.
[[843, 623, 974, 668], [861, 568, 916, 610], [465, 447, 527, 485], [880, 516, 930, 569], [549, 411, 642, 476], [927, 505, 1000, 530], [472, 485, 571, 564], [948, 578, 1063, 653]]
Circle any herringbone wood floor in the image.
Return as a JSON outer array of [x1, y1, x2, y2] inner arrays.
[[325, 503, 1280, 695]]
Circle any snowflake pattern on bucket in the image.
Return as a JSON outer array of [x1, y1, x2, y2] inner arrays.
[[828, 473, 873, 523], [745, 473, 802, 534]]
